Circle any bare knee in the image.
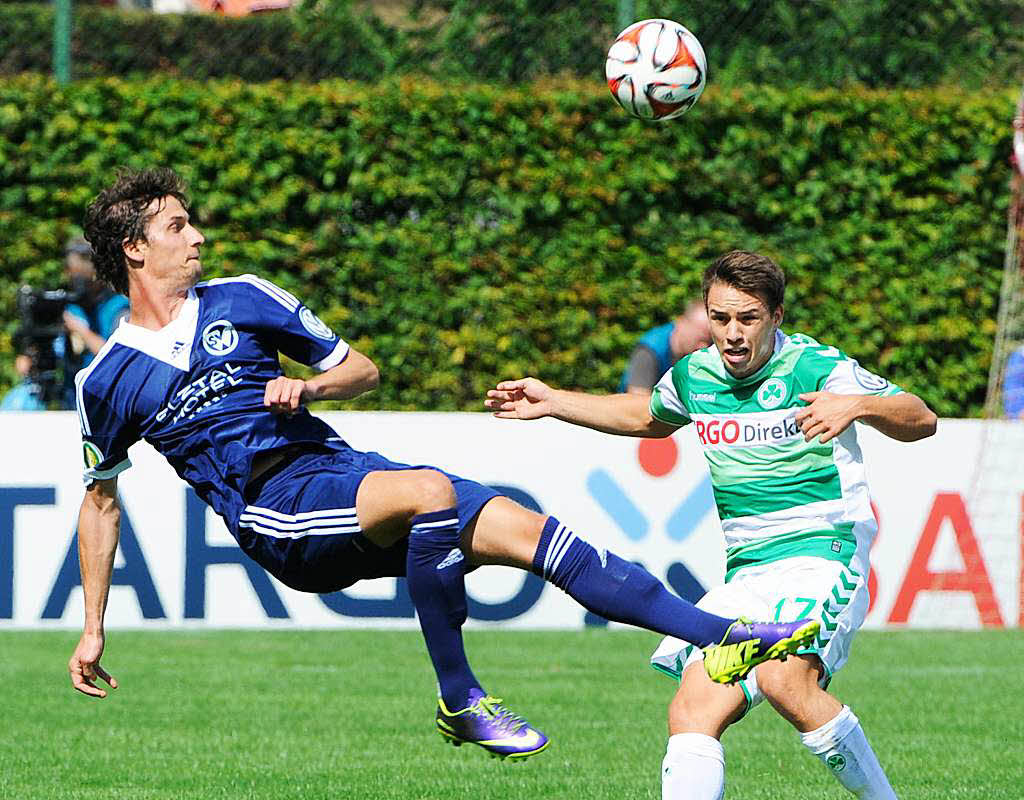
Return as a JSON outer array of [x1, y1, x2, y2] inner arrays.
[[757, 655, 841, 732], [356, 469, 457, 543], [407, 469, 457, 515], [757, 655, 821, 703], [668, 663, 746, 739]]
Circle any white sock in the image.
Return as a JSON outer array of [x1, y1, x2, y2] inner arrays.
[[661, 733, 725, 800], [800, 705, 897, 799]]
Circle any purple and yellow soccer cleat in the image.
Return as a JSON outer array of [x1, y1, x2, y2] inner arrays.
[[436, 689, 549, 761], [702, 617, 820, 684]]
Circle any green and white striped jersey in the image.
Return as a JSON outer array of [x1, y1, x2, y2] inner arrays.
[[650, 331, 902, 580]]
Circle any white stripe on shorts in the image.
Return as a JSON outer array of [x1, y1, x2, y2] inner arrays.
[[239, 520, 361, 539], [238, 513, 358, 532], [242, 505, 357, 522], [239, 504, 360, 539]]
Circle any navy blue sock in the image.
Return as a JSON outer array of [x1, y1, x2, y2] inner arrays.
[[532, 516, 734, 647], [406, 508, 480, 710]]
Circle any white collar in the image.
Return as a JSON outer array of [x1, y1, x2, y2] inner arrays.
[[113, 290, 199, 371]]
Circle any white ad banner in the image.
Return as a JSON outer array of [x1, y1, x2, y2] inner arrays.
[[1, 413, 1020, 629]]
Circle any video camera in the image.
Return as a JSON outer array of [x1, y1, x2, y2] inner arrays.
[[15, 285, 82, 404]]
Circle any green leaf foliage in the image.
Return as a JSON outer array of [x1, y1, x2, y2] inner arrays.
[[0, 77, 1012, 416], [2, 0, 1022, 87]]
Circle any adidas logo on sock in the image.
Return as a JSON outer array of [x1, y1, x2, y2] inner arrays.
[[436, 548, 465, 570]]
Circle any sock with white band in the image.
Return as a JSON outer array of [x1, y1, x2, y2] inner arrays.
[[406, 508, 480, 711], [531, 516, 734, 646], [800, 705, 898, 799], [661, 733, 725, 800]]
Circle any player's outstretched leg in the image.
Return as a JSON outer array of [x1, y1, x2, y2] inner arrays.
[[397, 474, 547, 760], [406, 505, 481, 708], [530, 516, 818, 684], [702, 617, 820, 684]]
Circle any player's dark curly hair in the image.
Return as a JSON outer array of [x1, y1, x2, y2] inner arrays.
[[82, 167, 190, 296], [702, 250, 786, 313]]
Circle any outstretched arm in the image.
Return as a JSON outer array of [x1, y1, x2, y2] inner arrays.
[[485, 377, 679, 438], [795, 391, 937, 444], [264, 346, 380, 413], [69, 477, 121, 698]]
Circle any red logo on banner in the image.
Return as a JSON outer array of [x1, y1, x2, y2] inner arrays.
[[888, 492, 1004, 627]]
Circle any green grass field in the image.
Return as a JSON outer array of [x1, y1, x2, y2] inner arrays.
[[3, 629, 1020, 799]]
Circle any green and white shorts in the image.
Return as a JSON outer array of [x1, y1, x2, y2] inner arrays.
[[650, 554, 870, 712]]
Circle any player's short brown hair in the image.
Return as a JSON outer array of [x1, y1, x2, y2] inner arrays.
[[83, 167, 189, 295], [702, 250, 786, 313]]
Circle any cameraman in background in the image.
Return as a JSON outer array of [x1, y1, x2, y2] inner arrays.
[[56, 237, 130, 408], [7, 237, 130, 410]]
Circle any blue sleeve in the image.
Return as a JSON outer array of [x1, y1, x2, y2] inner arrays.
[[1004, 349, 1024, 417], [229, 276, 350, 371], [75, 373, 138, 484]]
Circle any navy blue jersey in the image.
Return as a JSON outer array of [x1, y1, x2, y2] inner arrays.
[[75, 275, 350, 524]]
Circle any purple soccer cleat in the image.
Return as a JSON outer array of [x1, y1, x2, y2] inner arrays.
[[436, 689, 550, 760], [702, 617, 820, 684]]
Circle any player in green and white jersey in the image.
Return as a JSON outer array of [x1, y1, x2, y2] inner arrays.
[[486, 251, 937, 800]]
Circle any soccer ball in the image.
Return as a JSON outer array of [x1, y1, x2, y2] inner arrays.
[[605, 18, 707, 121]]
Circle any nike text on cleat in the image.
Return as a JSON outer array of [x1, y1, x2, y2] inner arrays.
[[702, 617, 820, 684], [435, 688, 549, 760]]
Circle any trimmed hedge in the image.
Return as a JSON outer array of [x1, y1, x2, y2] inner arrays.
[[0, 76, 1013, 416]]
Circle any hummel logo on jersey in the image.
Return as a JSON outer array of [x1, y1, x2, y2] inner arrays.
[[436, 548, 464, 570], [689, 391, 717, 403], [202, 319, 238, 356]]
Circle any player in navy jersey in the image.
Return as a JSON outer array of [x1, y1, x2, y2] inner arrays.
[[68, 167, 818, 760]]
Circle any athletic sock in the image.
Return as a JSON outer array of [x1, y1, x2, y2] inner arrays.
[[406, 508, 480, 711], [531, 517, 734, 647], [800, 705, 898, 799], [661, 733, 725, 800]]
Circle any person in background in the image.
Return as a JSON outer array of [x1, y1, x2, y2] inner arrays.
[[620, 300, 711, 393], [0, 331, 45, 411], [1003, 344, 1024, 419], [58, 236, 130, 408]]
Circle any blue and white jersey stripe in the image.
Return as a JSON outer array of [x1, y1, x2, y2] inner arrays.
[[197, 275, 299, 312]]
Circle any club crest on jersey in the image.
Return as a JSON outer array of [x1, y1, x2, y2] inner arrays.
[[299, 307, 335, 341], [757, 378, 788, 410], [202, 319, 238, 356], [82, 441, 104, 470]]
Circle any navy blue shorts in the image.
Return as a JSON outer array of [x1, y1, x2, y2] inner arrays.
[[232, 446, 501, 593]]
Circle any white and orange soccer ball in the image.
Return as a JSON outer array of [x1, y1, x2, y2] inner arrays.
[[605, 18, 707, 121]]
